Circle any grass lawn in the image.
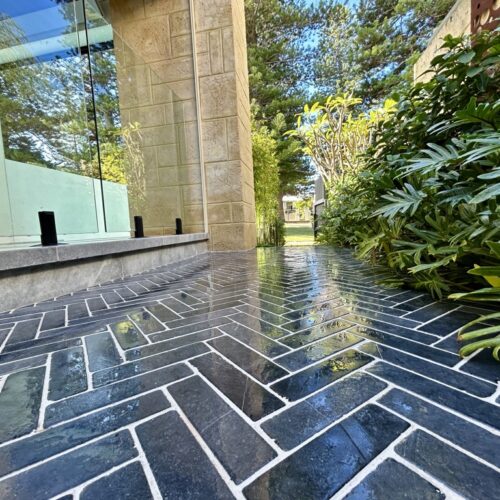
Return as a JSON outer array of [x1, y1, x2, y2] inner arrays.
[[284, 222, 315, 246]]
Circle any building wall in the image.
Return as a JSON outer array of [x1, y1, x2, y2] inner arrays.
[[109, 0, 256, 250], [414, 0, 471, 82]]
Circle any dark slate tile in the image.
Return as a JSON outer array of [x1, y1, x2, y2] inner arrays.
[[0, 391, 168, 477], [278, 319, 353, 348], [93, 343, 208, 387], [282, 299, 345, 321], [0, 366, 45, 443], [275, 330, 362, 371], [85, 332, 122, 372], [418, 310, 479, 336], [67, 302, 90, 321], [367, 362, 500, 429], [160, 297, 193, 314], [360, 343, 495, 397], [6, 319, 40, 345], [102, 291, 124, 306], [129, 310, 164, 334], [45, 363, 191, 426], [0, 354, 46, 376], [229, 312, 288, 339], [146, 303, 179, 323], [241, 296, 290, 315], [49, 346, 88, 400], [219, 322, 290, 358], [80, 462, 153, 500], [0, 338, 82, 365], [40, 309, 66, 331], [404, 300, 458, 322], [0, 431, 136, 499], [184, 301, 243, 317], [150, 315, 232, 343], [191, 352, 284, 420], [460, 349, 500, 383], [380, 389, 500, 468], [262, 372, 386, 450], [110, 320, 148, 350], [236, 304, 288, 326], [162, 308, 239, 330], [172, 291, 202, 305], [344, 458, 444, 500], [271, 349, 373, 401], [244, 405, 408, 499], [169, 376, 276, 483], [281, 306, 349, 333], [126, 328, 221, 361], [347, 307, 422, 330], [87, 297, 107, 312], [208, 335, 288, 383], [396, 431, 500, 499], [136, 412, 233, 499], [344, 314, 438, 345], [350, 325, 459, 367]]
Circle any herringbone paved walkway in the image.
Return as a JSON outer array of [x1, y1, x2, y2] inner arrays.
[[0, 247, 498, 499]]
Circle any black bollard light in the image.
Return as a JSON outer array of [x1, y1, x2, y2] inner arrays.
[[134, 216, 144, 238], [175, 218, 183, 235], [39, 211, 58, 246]]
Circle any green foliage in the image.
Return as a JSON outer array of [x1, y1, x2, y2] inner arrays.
[[318, 31, 500, 358], [252, 120, 285, 246]]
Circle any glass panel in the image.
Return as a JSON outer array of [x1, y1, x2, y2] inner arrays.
[[0, 0, 101, 242], [92, 0, 205, 236]]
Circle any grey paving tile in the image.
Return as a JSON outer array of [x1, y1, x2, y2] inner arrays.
[[396, 431, 500, 499], [93, 343, 208, 387], [208, 335, 288, 383], [219, 322, 290, 358], [459, 349, 500, 383], [67, 302, 89, 320], [191, 352, 284, 420], [145, 303, 179, 323], [40, 309, 66, 331], [80, 462, 153, 500], [0, 338, 82, 364], [271, 349, 373, 401], [110, 320, 148, 350], [278, 318, 353, 348], [150, 315, 232, 343], [344, 459, 444, 499], [6, 318, 40, 345], [0, 354, 47, 376], [229, 312, 288, 339], [169, 376, 276, 483], [45, 363, 191, 426], [368, 362, 500, 429], [418, 310, 479, 336], [281, 305, 349, 333], [275, 330, 362, 371], [380, 389, 500, 468], [262, 372, 386, 450], [136, 412, 233, 499], [129, 310, 164, 334], [85, 332, 122, 372], [0, 391, 168, 477], [0, 431, 136, 499], [244, 405, 408, 499], [360, 342, 495, 397], [49, 346, 88, 400], [0, 367, 45, 444], [87, 297, 107, 312]]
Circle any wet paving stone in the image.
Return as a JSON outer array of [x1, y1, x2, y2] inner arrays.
[[191, 352, 284, 420], [278, 319, 353, 348], [0, 354, 47, 377], [110, 320, 148, 350], [85, 332, 122, 372], [208, 335, 289, 384], [262, 372, 386, 450], [129, 310, 164, 334], [0, 367, 45, 444], [0, 431, 136, 499], [45, 363, 191, 426], [80, 461, 153, 500], [244, 404, 408, 499], [49, 346, 88, 400], [380, 388, 500, 468], [459, 349, 500, 383], [137, 412, 233, 499], [229, 312, 287, 339], [40, 309, 66, 331], [344, 458, 445, 499], [68, 302, 89, 321], [0, 391, 168, 477], [169, 376, 276, 483], [0, 338, 82, 364], [271, 349, 373, 401], [145, 303, 179, 323], [417, 309, 479, 336], [219, 322, 290, 358], [275, 330, 362, 371], [236, 304, 288, 326], [93, 342, 208, 387], [6, 318, 40, 345], [281, 305, 349, 333], [360, 342, 495, 397], [367, 362, 500, 429], [350, 326, 459, 367], [396, 430, 500, 499]]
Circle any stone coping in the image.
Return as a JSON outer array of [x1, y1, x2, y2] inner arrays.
[[0, 233, 209, 272]]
